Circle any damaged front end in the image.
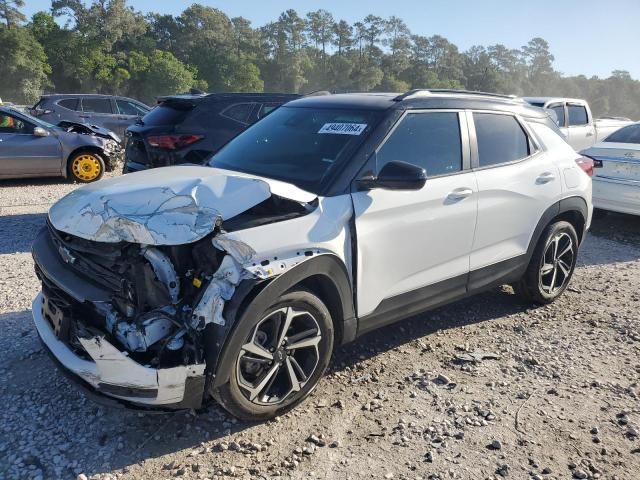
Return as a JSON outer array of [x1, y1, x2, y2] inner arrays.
[[58, 121, 124, 169], [31, 170, 313, 409]]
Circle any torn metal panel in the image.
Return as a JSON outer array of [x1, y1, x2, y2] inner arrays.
[[212, 236, 256, 264], [49, 167, 272, 245], [142, 247, 180, 303], [217, 195, 353, 279], [191, 255, 248, 328]]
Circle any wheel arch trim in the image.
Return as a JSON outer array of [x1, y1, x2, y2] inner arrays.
[[527, 196, 588, 260], [207, 253, 354, 390]]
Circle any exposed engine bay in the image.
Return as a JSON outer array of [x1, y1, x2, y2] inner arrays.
[[38, 193, 310, 371]]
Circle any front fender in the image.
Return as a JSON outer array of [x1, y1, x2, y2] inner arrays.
[[205, 253, 355, 391]]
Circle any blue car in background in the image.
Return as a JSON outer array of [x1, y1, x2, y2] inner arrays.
[[30, 94, 151, 142], [0, 106, 122, 183]]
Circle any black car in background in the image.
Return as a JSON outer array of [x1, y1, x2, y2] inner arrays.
[[123, 92, 300, 173]]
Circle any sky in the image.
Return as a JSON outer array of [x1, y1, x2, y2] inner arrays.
[[22, 0, 640, 79]]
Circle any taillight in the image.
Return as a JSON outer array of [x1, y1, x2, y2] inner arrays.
[[147, 134, 203, 150], [575, 155, 601, 177]]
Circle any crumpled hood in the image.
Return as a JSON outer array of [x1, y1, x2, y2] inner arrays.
[[49, 166, 276, 245]]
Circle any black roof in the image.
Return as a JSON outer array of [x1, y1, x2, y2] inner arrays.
[[158, 92, 301, 104], [286, 90, 548, 118]]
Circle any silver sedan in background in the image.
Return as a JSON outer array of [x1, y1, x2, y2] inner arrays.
[[0, 107, 121, 183], [582, 123, 640, 216]]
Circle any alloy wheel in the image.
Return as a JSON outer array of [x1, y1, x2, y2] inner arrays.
[[235, 306, 322, 406], [538, 232, 575, 295]]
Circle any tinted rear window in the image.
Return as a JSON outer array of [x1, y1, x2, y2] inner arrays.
[[604, 124, 640, 144], [141, 103, 194, 126], [474, 113, 530, 167], [82, 98, 113, 114]]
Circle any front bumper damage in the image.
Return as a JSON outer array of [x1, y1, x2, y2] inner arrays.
[[33, 292, 206, 409], [31, 169, 321, 410]]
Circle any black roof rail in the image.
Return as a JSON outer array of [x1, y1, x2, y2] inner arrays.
[[393, 89, 521, 102]]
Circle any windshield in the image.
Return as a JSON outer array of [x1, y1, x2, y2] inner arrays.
[[14, 109, 56, 129], [210, 106, 381, 194]]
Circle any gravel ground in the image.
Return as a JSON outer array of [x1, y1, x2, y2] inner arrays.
[[0, 175, 638, 480]]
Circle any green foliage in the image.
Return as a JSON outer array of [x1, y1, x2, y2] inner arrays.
[[1, 1, 638, 118], [0, 0, 26, 28], [0, 26, 50, 103]]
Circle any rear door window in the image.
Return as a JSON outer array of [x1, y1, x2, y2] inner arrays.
[[81, 98, 113, 114], [58, 98, 80, 111], [568, 105, 589, 126], [474, 113, 530, 167]]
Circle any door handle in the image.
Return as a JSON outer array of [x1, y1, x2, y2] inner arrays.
[[536, 172, 556, 184], [78, 115, 90, 119], [447, 187, 474, 201], [586, 131, 594, 137]]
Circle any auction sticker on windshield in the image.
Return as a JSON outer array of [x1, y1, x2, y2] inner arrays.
[[318, 123, 368, 135]]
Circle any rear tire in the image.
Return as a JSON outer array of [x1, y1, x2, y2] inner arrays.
[[513, 220, 578, 304], [214, 289, 334, 421]]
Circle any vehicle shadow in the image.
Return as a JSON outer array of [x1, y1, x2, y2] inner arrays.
[[588, 209, 640, 245], [1, 287, 531, 478], [578, 210, 640, 267], [331, 285, 527, 372], [0, 212, 47, 254], [0, 177, 69, 188]]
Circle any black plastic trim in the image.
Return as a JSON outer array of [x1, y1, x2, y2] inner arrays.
[[211, 254, 354, 389], [32, 228, 111, 303]]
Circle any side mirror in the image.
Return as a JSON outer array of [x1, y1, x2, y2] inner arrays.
[[358, 160, 427, 191], [33, 127, 50, 137]]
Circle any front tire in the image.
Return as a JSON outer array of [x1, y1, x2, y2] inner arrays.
[[68, 151, 105, 183], [514, 220, 579, 304], [214, 289, 334, 421]]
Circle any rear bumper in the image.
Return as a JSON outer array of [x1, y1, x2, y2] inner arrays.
[[593, 177, 640, 216], [32, 292, 206, 410]]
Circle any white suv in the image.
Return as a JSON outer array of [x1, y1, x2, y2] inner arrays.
[[32, 90, 593, 420]]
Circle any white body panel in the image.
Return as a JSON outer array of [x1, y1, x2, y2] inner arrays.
[[218, 195, 353, 277], [48, 166, 316, 245], [470, 152, 562, 269], [352, 172, 478, 316]]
